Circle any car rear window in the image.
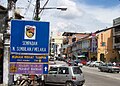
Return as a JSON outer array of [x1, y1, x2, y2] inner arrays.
[[73, 67, 82, 74]]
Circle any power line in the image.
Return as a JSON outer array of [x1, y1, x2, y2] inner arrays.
[[24, 0, 33, 15], [39, 0, 49, 15]]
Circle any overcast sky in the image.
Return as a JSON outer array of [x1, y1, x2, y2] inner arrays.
[[1, 0, 120, 36]]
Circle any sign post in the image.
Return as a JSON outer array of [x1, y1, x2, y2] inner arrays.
[[10, 19, 49, 85]]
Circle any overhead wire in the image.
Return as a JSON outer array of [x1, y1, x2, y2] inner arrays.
[[24, 0, 33, 16], [32, 0, 50, 20], [39, 0, 49, 14]]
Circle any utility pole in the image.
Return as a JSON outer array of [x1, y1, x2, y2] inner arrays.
[[35, 0, 40, 20], [3, 0, 17, 85]]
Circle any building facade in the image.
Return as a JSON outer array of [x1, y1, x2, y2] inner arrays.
[[113, 17, 120, 61], [61, 27, 120, 63], [96, 28, 119, 62], [50, 32, 63, 57], [62, 32, 90, 60]]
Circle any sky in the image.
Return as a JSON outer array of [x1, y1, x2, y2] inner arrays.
[[1, 0, 120, 36]]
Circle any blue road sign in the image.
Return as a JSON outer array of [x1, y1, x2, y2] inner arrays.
[[10, 19, 49, 55], [43, 64, 48, 74], [9, 63, 48, 74]]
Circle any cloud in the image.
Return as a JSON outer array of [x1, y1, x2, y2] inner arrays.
[[16, 0, 120, 35], [80, 4, 120, 24]]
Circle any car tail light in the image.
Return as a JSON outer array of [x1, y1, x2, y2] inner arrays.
[[72, 76, 76, 80]]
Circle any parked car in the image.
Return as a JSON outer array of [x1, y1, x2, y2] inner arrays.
[[68, 60, 77, 66], [56, 56, 65, 61], [98, 63, 120, 73], [49, 56, 55, 61], [74, 60, 83, 67], [89, 61, 104, 67], [86, 61, 92, 66], [45, 66, 85, 86], [116, 62, 120, 68], [80, 60, 87, 65]]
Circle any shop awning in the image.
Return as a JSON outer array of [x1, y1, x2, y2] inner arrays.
[[73, 52, 78, 58], [78, 55, 86, 58]]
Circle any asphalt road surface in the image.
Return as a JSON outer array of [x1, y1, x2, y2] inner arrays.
[[48, 61, 120, 86], [84, 71, 120, 86], [82, 66, 120, 86]]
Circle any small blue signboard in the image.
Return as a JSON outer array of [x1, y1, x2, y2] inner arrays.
[[9, 63, 48, 74], [10, 19, 49, 55], [10, 55, 48, 62]]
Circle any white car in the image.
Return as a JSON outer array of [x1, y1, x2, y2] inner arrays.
[[78, 63, 83, 67], [45, 66, 85, 86], [89, 61, 104, 67]]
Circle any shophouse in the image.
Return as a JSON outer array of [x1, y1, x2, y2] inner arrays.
[[113, 17, 120, 61], [62, 32, 90, 60], [96, 28, 119, 62], [75, 35, 90, 61], [77, 33, 98, 61], [88, 33, 98, 61], [50, 32, 63, 57]]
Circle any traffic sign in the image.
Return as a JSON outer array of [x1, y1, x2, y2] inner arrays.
[[10, 55, 48, 62], [9, 63, 48, 74], [10, 19, 49, 55]]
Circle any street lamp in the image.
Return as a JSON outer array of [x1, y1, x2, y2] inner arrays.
[[34, 6, 67, 21], [39, 7, 67, 17], [40, 7, 67, 11]]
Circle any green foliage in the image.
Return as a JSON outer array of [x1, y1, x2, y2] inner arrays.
[[34, 17, 40, 21]]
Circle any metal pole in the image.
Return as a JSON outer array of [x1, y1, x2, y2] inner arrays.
[[3, 0, 16, 85], [35, 0, 46, 85], [35, 0, 40, 20]]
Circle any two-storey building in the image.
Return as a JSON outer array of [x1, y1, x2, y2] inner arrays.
[[113, 17, 120, 61]]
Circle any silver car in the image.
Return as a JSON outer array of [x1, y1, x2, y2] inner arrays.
[[45, 66, 85, 86]]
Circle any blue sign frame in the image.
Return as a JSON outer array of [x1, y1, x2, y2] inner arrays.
[[10, 20, 49, 55]]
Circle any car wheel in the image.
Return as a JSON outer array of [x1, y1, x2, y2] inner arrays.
[[117, 71, 119, 73], [108, 70, 112, 73], [100, 69, 103, 72], [65, 81, 74, 86], [38, 81, 45, 86], [93, 65, 96, 67]]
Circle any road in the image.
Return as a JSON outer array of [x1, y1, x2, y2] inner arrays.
[[82, 66, 120, 86], [48, 61, 120, 86]]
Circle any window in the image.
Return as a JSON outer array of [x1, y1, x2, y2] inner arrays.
[[49, 67, 58, 74], [58, 67, 69, 74], [72, 38, 76, 42], [115, 26, 120, 32], [73, 67, 82, 74], [115, 36, 120, 43]]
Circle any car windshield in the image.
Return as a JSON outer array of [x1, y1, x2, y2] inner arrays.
[[107, 64, 114, 66], [73, 67, 82, 74]]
